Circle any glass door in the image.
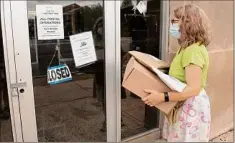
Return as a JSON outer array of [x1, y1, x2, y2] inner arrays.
[[4, 0, 119, 142], [120, 0, 169, 141], [1, 0, 169, 142], [27, 1, 107, 142]]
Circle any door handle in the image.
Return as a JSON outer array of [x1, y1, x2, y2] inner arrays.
[[11, 82, 27, 88], [10, 82, 27, 96], [19, 88, 25, 93]]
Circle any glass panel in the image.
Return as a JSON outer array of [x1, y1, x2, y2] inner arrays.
[[0, 10, 13, 141], [120, 0, 162, 139], [27, 1, 106, 141]]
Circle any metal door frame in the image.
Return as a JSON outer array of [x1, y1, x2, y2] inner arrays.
[[1, 0, 38, 142], [1, 1, 27, 142], [113, 0, 170, 142], [104, 1, 121, 142]]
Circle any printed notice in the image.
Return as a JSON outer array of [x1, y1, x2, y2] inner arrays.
[[69, 31, 97, 67], [136, 1, 147, 14], [36, 5, 64, 40]]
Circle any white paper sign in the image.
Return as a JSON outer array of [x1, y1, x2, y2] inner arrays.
[[136, 1, 147, 14], [36, 5, 64, 40], [69, 31, 97, 67]]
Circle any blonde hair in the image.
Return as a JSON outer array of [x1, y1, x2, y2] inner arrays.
[[174, 4, 211, 48]]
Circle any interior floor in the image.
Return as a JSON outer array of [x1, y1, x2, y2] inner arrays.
[[0, 74, 152, 142], [31, 74, 148, 142], [0, 118, 12, 141]]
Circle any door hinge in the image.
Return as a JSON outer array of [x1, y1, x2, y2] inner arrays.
[[10, 82, 27, 97]]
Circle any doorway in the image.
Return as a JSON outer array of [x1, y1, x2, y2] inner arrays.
[[1, 0, 169, 142], [26, 1, 107, 142], [2, 0, 109, 142], [120, 0, 168, 141]]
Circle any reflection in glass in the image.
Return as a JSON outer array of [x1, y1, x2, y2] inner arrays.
[[27, 1, 106, 141], [121, 0, 161, 140], [0, 13, 13, 141], [0, 62, 13, 142]]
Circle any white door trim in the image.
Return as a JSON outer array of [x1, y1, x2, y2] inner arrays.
[[114, 0, 122, 141], [159, 0, 170, 61], [159, 0, 170, 138], [8, 0, 38, 141], [1, 0, 24, 142], [104, 1, 121, 142]]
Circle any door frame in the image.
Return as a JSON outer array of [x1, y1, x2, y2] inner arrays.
[[1, 1, 29, 142], [1, 0, 38, 142], [116, 0, 170, 142], [1, 0, 169, 142], [112, 0, 170, 142], [104, 1, 121, 142]]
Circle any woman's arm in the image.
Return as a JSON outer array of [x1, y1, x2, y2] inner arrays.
[[143, 64, 202, 106], [167, 64, 202, 101]]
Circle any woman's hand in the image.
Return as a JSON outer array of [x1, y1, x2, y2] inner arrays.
[[142, 89, 164, 107]]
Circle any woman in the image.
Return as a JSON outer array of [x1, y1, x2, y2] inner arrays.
[[142, 4, 211, 142]]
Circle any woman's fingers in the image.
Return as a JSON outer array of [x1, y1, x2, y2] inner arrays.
[[145, 100, 150, 104], [142, 94, 152, 102], [142, 91, 155, 107], [142, 96, 153, 106], [145, 101, 152, 106], [146, 101, 154, 107], [142, 96, 149, 103], [144, 89, 154, 94], [142, 95, 149, 102]]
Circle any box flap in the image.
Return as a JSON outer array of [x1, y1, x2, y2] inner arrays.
[[123, 57, 135, 84], [128, 51, 169, 71]]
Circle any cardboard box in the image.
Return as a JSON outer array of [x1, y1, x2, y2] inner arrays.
[[122, 51, 177, 114]]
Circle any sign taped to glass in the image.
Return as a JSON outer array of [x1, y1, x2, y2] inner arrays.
[[36, 5, 64, 40], [136, 1, 147, 14], [47, 64, 72, 85], [69, 31, 97, 68]]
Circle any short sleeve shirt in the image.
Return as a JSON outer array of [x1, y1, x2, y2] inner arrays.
[[169, 42, 209, 89]]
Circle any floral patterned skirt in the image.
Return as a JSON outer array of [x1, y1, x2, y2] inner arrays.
[[163, 90, 211, 142]]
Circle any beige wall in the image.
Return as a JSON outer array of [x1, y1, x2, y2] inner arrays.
[[168, 0, 234, 139]]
